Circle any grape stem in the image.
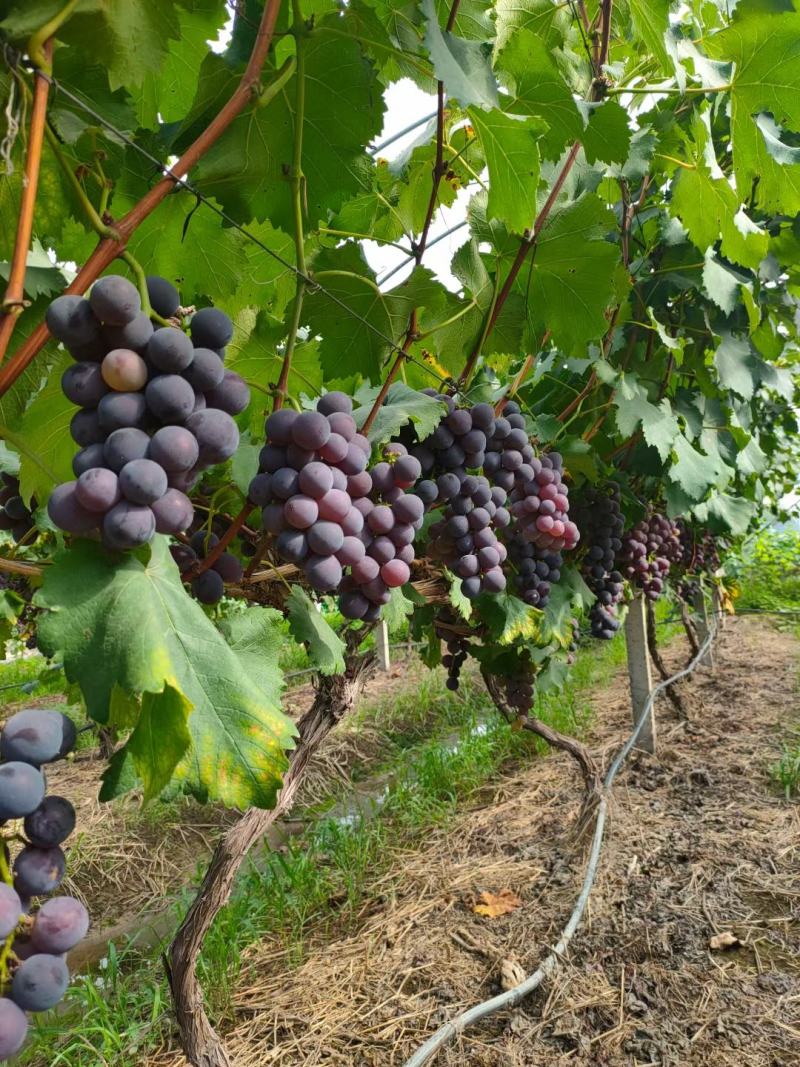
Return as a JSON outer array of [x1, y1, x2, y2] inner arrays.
[[0, 0, 284, 397], [27, 0, 80, 73], [0, 40, 53, 363], [0, 557, 44, 579], [184, 500, 252, 581]]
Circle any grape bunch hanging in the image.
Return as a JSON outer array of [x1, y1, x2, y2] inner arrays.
[[45, 275, 248, 550], [0, 709, 88, 1062], [619, 513, 681, 601], [574, 483, 626, 639], [250, 392, 423, 621]]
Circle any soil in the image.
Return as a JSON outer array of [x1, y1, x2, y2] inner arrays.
[[146, 615, 799, 1067]]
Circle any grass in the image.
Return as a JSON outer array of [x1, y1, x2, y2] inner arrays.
[[19, 618, 653, 1067]]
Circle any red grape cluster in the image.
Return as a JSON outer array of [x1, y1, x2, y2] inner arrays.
[[251, 393, 423, 620], [0, 709, 88, 1061], [619, 513, 680, 601], [574, 484, 625, 639], [0, 476, 35, 545], [506, 448, 579, 554], [45, 275, 248, 551]]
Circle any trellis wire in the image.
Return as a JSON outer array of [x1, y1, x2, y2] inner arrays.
[[402, 602, 720, 1067]]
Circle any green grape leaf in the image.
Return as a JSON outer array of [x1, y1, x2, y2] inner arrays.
[[467, 108, 544, 233], [123, 685, 194, 804], [668, 434, 719, 500], [627, 0, 673, 73], [285, 586, 345, 675], [713, 333, 761, 400], [577, 100, 633, 166], [36, 538, 296, 810], [702, 251, 745, 315], [613, 380, 680, 461], [218, 606, 286, 707], [706, 12, 800, 213], [0, 243, 68, 300], [383, 587, 414, 633], [495, 29, 581, 161], [14, 349, 74, 508], [524, 195, 622, 355], [494, 0, 570, 52], [353, 382, 447, 445], [477, 591, 539, 645], [421, 0, 499, 110]]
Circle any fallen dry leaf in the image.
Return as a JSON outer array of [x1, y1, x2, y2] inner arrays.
[[500, 957, 527, 990], [709, 931, 741, 951], [472, 889, 523, 918]]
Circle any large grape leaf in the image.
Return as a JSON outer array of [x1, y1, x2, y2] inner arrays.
[[467, 108, 544, 233], [627, 0, 673, 73], [193, 22, 385, 231], [353, 381, 447, 445], [421, 0, 499, 110], [227, 308, 323, 400], [706, 12, 800, 213], [36, 539, 296, 810], [523, 195, 622, 355]]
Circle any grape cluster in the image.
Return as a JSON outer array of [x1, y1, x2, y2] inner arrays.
[[676, 520, 722, 576], [619, 513, 680, 601], [575, 484, 625, 639], [45, 275, 248, 551], [0, 709, 88, 1061], [506, 536, 562, 609], [500, 671, 535, 715], [441, 631, 470, 692], [170, 529, 245, 606], [506, 449, 579, 554], [0, 476, 35, 545], [426, 474, 509, 598], [251, 393, 423, 621]]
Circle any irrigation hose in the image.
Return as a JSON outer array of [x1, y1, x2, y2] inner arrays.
[[402, 607, 719, 1067]]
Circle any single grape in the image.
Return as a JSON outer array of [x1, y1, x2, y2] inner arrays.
[[185, 409, 240, 464], [61, 362, 108, 407], [190, 530, 219, 556], [103, 311, 154, 352], [213, 553, 244, 583], [336, 536, 365, 566], [100, 348, 148, 393], [339, 591, 369, 619], [276, 529, 308, 563], [102, 501, 156, 549], [70, 408, 104, 446], [89, 275, 141, 325], [308, 521, 344, 556], [97, 391, 147, 432], [271, 468, 299, 499], [317, 391, 352, 415], [72, 443, 107, 477], [31, 897, 89, 955], [46, 482, 98, 534], [381, 559, 410, 587], [327, 411, 356, 441], [248, 473, 273, 507], [24, 796, 76, 848], [264, 408, 297, 445], [118, 459, 168, 505], [205, 371, 250, 415], [284, 495, 318, 530], [151, 489, 193, 534], [146, 375, 196, 423], [146, 275, 180, 318], [46, 296, 99, 347], [318, 489, 351, 523], [298, 462, 333, 500], [1, 709, 77, 767], [75, 468, 121, 512], [352, 556, 379, 583], [13, 845, 65, 896], [482, 567, 506, 593], [0, 999, 28, 1059], [393, 494, 424, 524], [0, 885, 21, 939], [11, 954, 69, 1012], [367, 506, 394, 535], [190, 306, 233, 349], [148, 426, 200, 473], [291, 410, 330, 451], [191, 570, 225, 605], [304, 554, 342, 592], [184, 348, 225, 391]]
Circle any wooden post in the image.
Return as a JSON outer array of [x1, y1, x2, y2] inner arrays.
[[711, 585, 723, 631], [693, 588, 714, 668], [376, 620, 391, 672], [625, 594, 656, 753]]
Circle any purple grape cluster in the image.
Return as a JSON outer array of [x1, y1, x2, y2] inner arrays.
[[170, 529, 244, 606], [619, 513, 680, 601], [442, 630, 470, 691], [506, 447, 580, 555], [0, 476, 35, 545], [0, 709, 89, 1061], [338, 442, 423, 620], [426, 473, 509, 598], [251, 393, 423, 620], [506, 536, 562, 609], [676, 520, 722, 576], [44, 276, 248, 551], [575, 484, 625, 639]]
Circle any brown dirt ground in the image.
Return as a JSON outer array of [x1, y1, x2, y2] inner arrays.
[[149, 616, 799, 1067]]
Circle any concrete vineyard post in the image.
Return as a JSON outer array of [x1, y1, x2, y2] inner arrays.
[[625, 594, 656, 753]]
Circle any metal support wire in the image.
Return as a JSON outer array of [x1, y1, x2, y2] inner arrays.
[[402, 606, 719, 1067]]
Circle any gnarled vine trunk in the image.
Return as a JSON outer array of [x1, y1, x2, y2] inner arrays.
[[167, 637, 375, 1067], [645, 599, 688, 719]]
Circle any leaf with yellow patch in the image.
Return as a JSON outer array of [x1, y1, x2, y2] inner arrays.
[[472, 889, 524, 918]]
